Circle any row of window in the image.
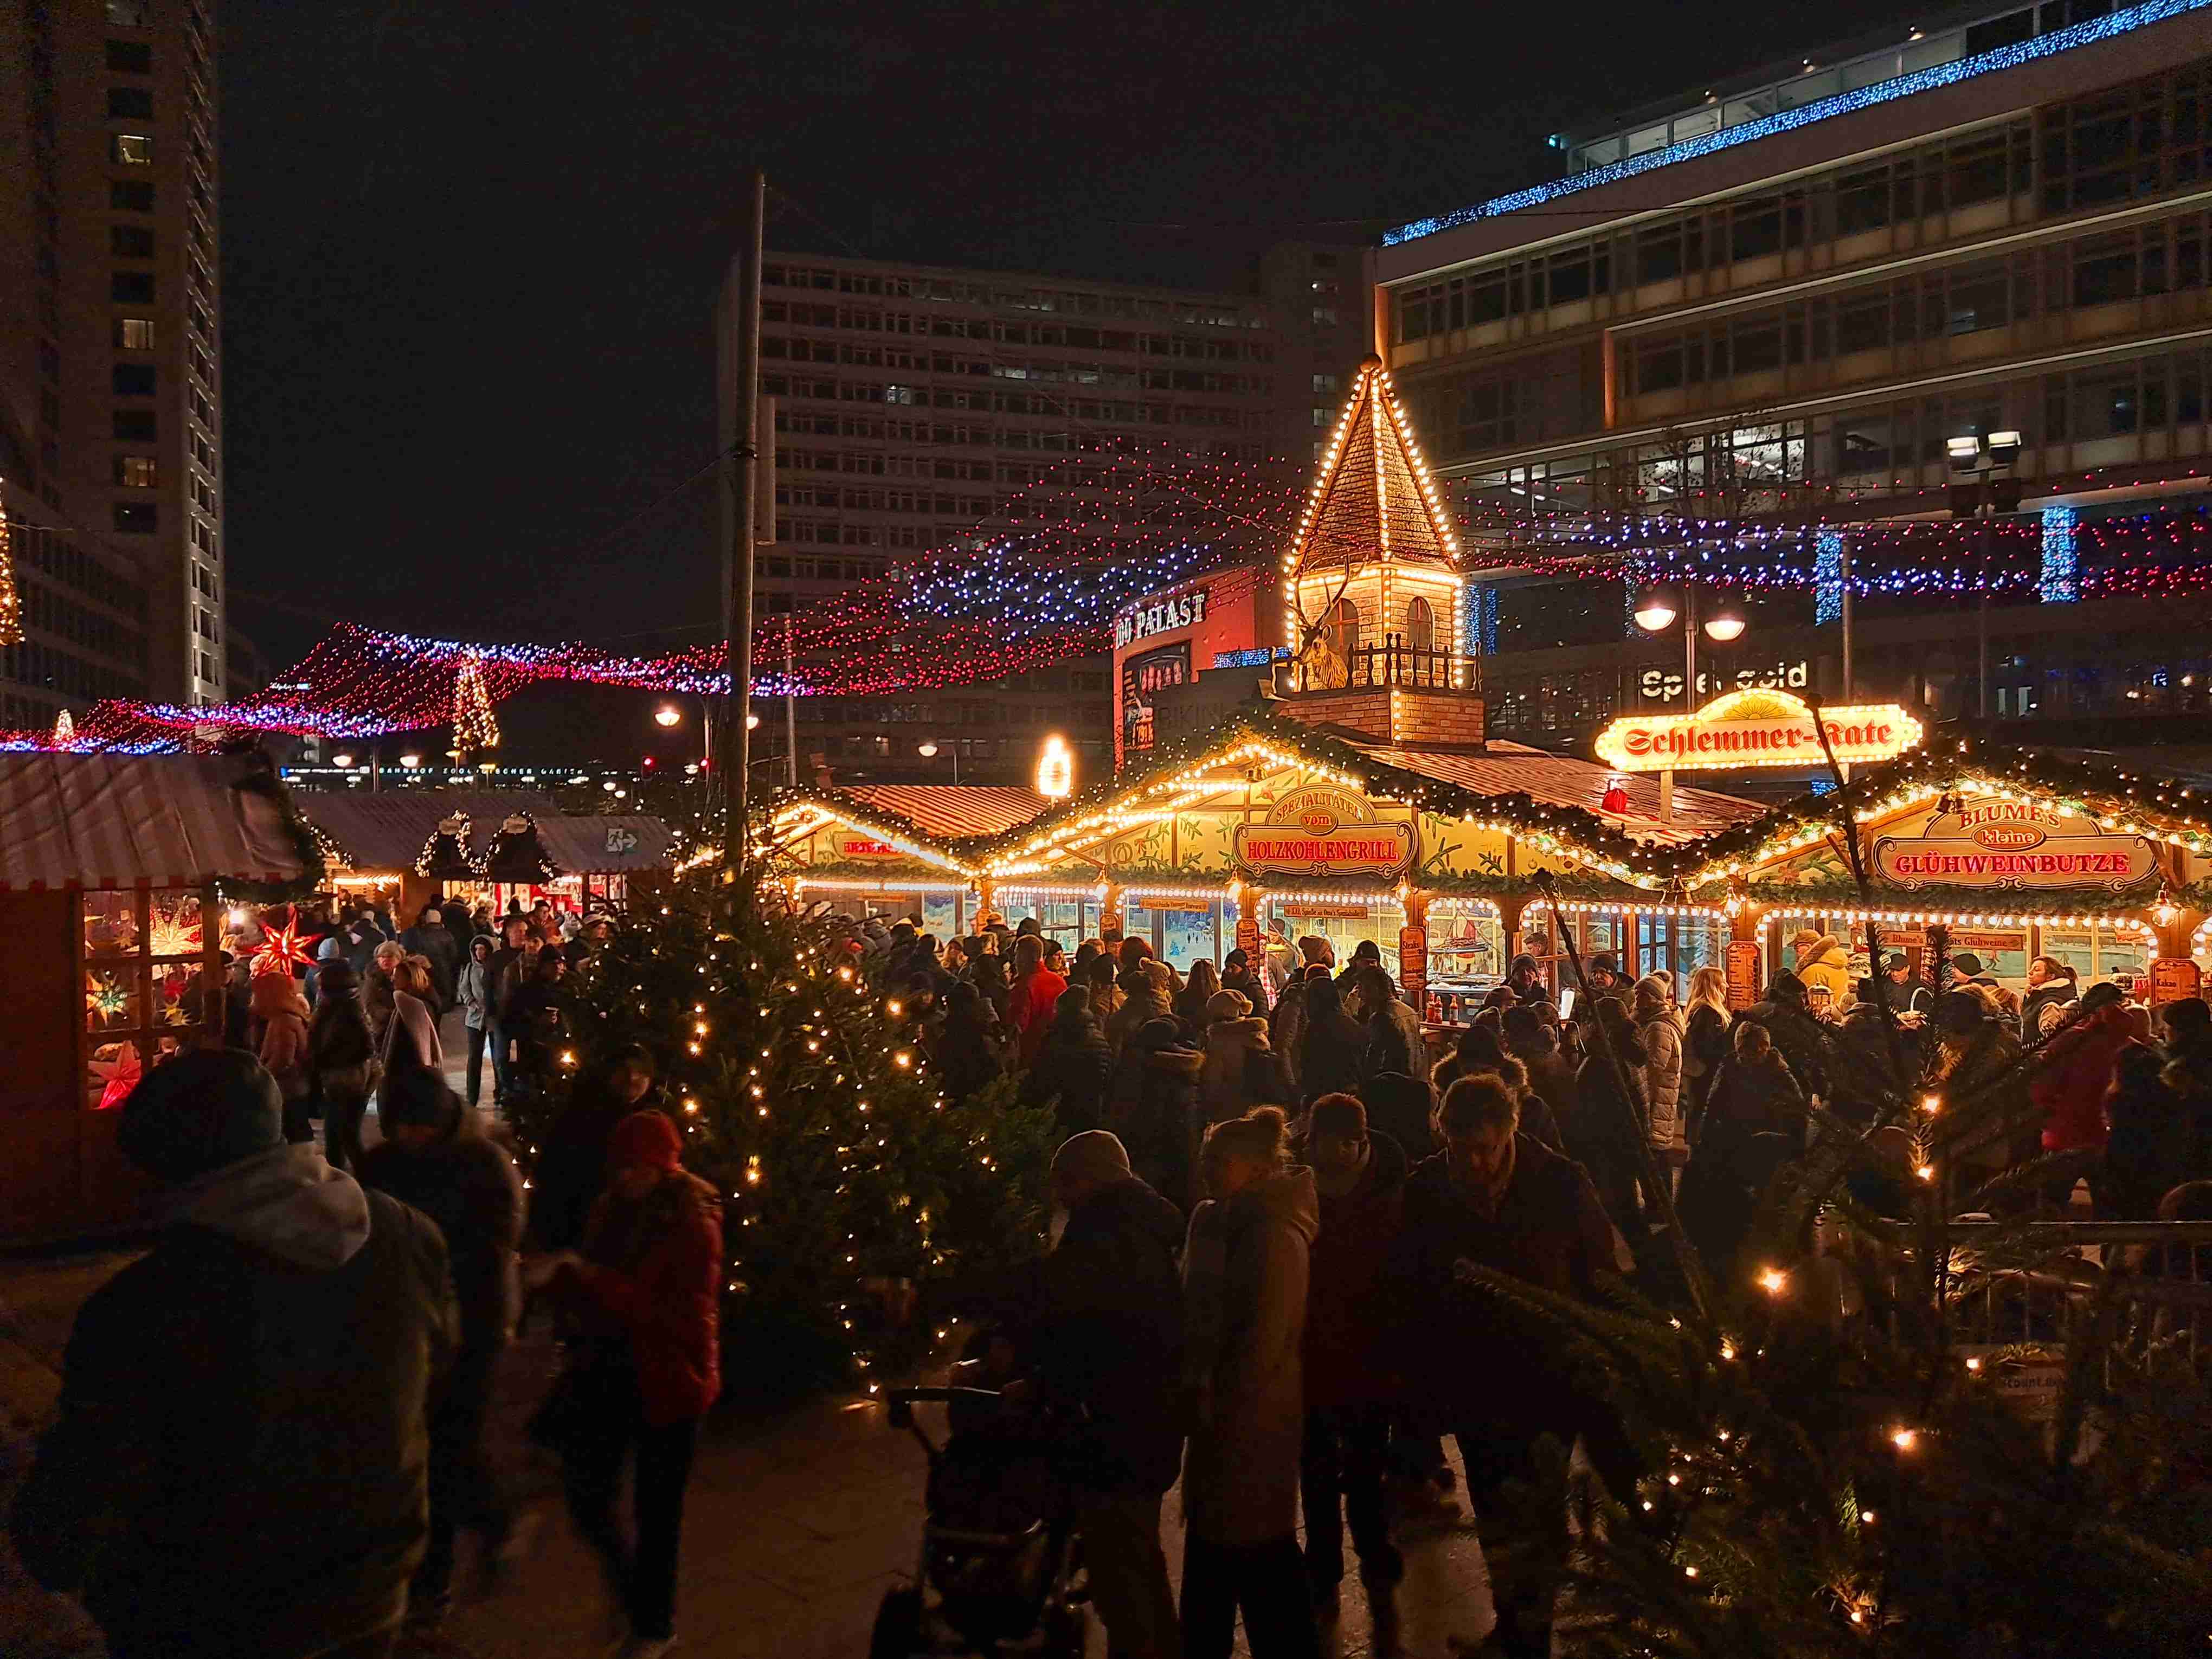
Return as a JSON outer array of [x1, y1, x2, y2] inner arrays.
[[762, 302, 1278, 359], [1623, 209, 2212, 399], [760, 337, 1274, 396], [1397, 56, 2212, 347], [761, 376, 1272, 435], [777, 488, 994, 516], [15, 525, 147, 622], [762, 265, 1264, 329], [2, 639, 145, 703], [775, 447, 1001, 482], [23, 580, 146, 669]]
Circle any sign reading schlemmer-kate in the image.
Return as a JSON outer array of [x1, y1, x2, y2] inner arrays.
[[1594, 688, 1921, 774], [1232, 785, 1416, 881], [1873, 800, 2159, 892]]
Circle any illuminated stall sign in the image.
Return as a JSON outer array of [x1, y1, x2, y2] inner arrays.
[[1594, 689, 1920, 774], [833, 834, 905, 860], [1232, 785, 1415, 880], [1114, 586, 1210, 650], [1873, 801, 2159, 892]]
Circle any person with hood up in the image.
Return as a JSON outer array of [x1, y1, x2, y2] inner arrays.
[[929, 981, 1008, 1104], [2030, 979, 2131, 1211], [1694, 1019, 1807, 1153], [1297, 976, 1367, 1108], [1007, 934, 1069, 1068], [310, 959, 381, 1175], [1632, 974, 1687, 1187], [1432, 1023, 1559, 1149], [11, 1050, 458, 1659], [1179, 1107, 1322, 1659], [1789, 930, 1851, 1007], [1500, 1006, 1577, 1149], [1220, 948, 1269, 1015], [1740, 968, 1830, 1100], [1108, 958, 1174, 1062], [968, 938, 1013, 1028], [1358, 1069, 1438, 1161], [357, 1066, 525, 1637], [253, 969, 316, 1144], [525, 1110, 722, 1659], [528, 1044, 666, 1253], [1013, 1131, 1188, 1659], [1355, 964, 1423, 1084], [1020, 984, 1118, 1134], [1386, 1073, 1631, 1659], [1123, 1016, 1206, 1208], [1174, 957, 1224, 1027], [1566, 997, 1651, 1243], [1269, 963, 1327, 1083], [1200, 988, 1294, 1120], [458, 934, 496, 1107], [1293, 1095, 1407, 1617]]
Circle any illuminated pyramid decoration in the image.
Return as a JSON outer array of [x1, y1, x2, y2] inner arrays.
[[1280, 355, 1464, 690]]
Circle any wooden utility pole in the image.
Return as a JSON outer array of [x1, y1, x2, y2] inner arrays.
[[723, 169, 764, 881]]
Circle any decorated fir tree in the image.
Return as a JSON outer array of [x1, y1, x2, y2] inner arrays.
[[506, 863, 1053, 1399]]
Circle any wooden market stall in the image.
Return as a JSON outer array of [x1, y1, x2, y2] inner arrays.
[[0, 751, 322, 1240], [296, 790, 677, 920], [770, 785, 1052, 940]]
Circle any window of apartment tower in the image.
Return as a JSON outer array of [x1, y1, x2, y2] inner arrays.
[[113, 503, 155, 534], [106, 40, 152, 73], [110, 180, 153, 212], [114, 456, 156, 488], [111, 224, 154, 258], [106, 87, 152, 119], [110, 133, 154, 166], [114, 317, 154, 349], [112, 364, 155, 396], [107, 0, 151, 22]]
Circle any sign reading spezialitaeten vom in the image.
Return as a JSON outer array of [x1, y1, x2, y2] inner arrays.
[[1232, 784, 1416, 880]]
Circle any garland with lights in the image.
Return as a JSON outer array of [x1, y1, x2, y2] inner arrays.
[[475, 810, 561, 886], [501, 865, 1053, 1399], [415, 813, 475, 880]]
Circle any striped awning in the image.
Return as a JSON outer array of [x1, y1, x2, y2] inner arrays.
[[0, 754, 308, 892]]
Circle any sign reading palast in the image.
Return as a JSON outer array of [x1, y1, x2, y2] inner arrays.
[[1594, 687, 1922, 774], [1232, 784, 1416, 880], [1113, 585, 1210, 650], [1873, 799, 2159, 891]]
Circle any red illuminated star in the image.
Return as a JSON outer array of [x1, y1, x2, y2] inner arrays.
[[252, 914, 312, 977]]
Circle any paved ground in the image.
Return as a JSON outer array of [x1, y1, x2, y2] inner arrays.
[[0, 1009, 1503, 1658]]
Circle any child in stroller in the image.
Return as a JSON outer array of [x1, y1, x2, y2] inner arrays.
[[871, 1356, 1091, 1659]]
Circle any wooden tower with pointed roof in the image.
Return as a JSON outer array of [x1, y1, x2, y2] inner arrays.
[[1273, 355, 1484, 748]]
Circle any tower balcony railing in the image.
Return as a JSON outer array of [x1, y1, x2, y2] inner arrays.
[[1278, 636, 1482, 696]]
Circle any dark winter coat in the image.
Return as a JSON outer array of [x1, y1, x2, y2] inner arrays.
[[1823, 1005, 1913, 1129], [1105, 962, 1172, 1060], [564, 1170, 724, 1426], [1298, 986, 1367, 1106], [1567, 1050, 1651, 1237], [1221, 963, 1270, 1015], [526, 1088, 667, 1253], [1181, 1167, 1320, 1545], [2164, 1033, 2212, 1185], [1200, 1015, 1294, 1121], [2032, 1000, 2132, 1153], [357, 1103, 524, 1355], [1388, 1137, 1617, 1424], [2105, 1041, 2184, 1218], [1361, 995, 1425, 1084], [1297, 1129, 1408, 1411], [929, 1002, 1008, 1104], [1936, 1021, 2035, 1179], [1682, 1003, 1730, 1117], [1121, 1027, 1205, 1209], [2022, 980, 2080, 1038], [11, 1152, 458, 1658], [1020, 1006, 1117, 1134], [1021, 1176, 1187, 1496], [1738, 975, 1830, 1098], [1512, 1046, 1579, 1152], [1700, 1049, 1808, 1144], [1359, 1070, 1438, 1162]]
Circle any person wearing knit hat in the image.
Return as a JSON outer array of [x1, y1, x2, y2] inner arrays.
[[357, 1065, 525, 1635], [16, 1049, 459, 1658], [1020, 983, 1118, 1135], [1206, 987, 1253, 1023], [1029, 1128, 1186, 1659], [525, 1105, 719, 1654]]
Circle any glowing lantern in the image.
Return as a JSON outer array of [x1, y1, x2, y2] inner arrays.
[[1036, 734, 1074, 800]]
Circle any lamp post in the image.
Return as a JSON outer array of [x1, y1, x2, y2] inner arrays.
[[655, 699, 715, 769], [1634, 584, 1750, 822], [1947, 429, 2024, 721], [918, 740, 958, 783]]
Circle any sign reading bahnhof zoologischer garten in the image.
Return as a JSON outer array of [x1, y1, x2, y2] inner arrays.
[[1232, 784, 1416, 880], [1594, 688, 1922, 774]]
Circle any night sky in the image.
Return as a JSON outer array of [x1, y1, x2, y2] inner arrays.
[[218, 0, 1925, 679]]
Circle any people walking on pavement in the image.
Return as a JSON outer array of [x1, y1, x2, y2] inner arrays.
[[254, 967, 316, 1144], [10, 1049, 458, 1659], [485, 916, 536, 1107], [526, 1044, 666, 1253], [358, 1066, 526, 1643], [525, 1110, 720, 1659], [1019, 985, 1117, 1135], [1178, 1107, 1322, 1659], [458, 935, 495, 1108], [389, 955, 447, 1075], [311, 958, 382, 1175], [1016, 1130, 1188, 1659]]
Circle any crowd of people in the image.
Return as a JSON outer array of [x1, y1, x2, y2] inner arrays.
[[12, 898, 713, 1659], [859, 908, 2212, 1659]]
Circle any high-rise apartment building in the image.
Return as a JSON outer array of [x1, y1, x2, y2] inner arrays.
[[2, 0, 226, 712], [714, 244, 1367, 783], [1378, 0, 2212, 749]]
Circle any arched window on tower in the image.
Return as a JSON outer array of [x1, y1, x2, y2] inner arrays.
[[1405, 595, 1436, 655]]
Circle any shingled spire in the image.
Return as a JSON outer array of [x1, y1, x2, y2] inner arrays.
[[1280, 353, 1459, 583]]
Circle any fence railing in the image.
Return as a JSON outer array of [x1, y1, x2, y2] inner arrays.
[[1282, 637, 1482, 695]]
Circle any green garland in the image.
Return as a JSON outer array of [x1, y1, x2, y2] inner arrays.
[[218, 745, 327, 903]]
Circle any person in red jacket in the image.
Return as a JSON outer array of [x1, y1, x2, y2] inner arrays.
[[1293, 1094, 1408, 1619], [1007, 933, 1070, 1068], [525, 1109, 721, 1659], [2031, 980, 2131, 1213]]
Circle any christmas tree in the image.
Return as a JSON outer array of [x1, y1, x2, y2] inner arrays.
[[506, 861, 1054, 1399]]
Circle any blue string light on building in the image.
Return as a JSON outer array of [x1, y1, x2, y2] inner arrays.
[[1384, 0, 2212, 246], [1815, 528, 1846, 626], [2041, 505, 2081, 604]]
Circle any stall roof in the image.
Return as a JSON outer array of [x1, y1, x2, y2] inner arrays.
[[0, 753, 317, 893], [834, 785, 1050, 843], [297, 790, 676, 875], [1352, 741, 1764, 845]]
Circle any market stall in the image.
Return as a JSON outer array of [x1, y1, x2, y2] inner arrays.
[[1683, 743, 2212, 1008], [0, 751, 322, 1240], [770, 784, 1051, 939]]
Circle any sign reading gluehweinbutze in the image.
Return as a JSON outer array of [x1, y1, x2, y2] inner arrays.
[[1873, 800, 2158, 892], [1593, 688, 1921, 774], [1232, 785, 1416, 880]]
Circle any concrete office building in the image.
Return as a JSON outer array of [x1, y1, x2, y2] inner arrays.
[[1378, 0, 2212, 754], [2, 0, 226, 712], [714, 244, 1367, 784]]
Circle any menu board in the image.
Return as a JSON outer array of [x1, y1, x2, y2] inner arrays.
[[2151, 957, 2203, 1007], [1725, 940, 1763, 1011], [1399, 923, 1428, 1006], [1234, 917, 1261, 959]]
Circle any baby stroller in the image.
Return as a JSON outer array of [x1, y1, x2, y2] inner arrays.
[[871, 1378, 1090, 1659]]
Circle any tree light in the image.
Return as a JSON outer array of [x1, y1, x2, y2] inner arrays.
[[1920, 1094, 1942, 1114], [1915, 1163, 1935, 1181], [1891, 1427, 1919, 1451], [1757, 1266, 1788, 1295]]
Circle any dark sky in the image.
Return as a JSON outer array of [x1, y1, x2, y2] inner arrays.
[[218, 0, 1924, 673]]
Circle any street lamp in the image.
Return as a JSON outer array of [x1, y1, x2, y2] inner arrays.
[[331, 751, 354, 769], [1634, 585, 1751, 824], [654, 705, 682, 728], [918, 740, 958, 783], [1948, 429, 2026, 719], [398, 751, 422, 770]]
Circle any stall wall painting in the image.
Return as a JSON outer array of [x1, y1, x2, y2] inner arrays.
[[1872, 799, 2159, 893]]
